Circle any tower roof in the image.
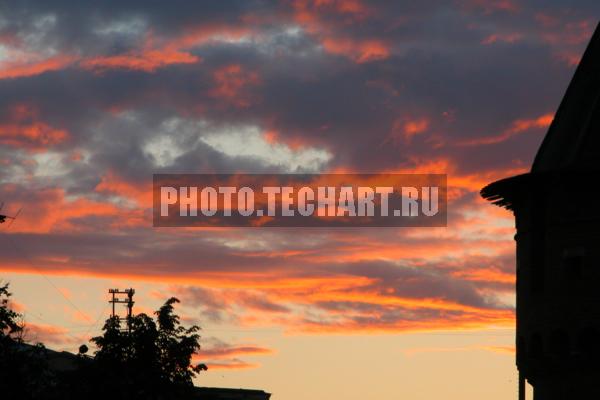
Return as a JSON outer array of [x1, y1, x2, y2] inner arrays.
[[532, 22, 600, 172], [482, 22, 600, 209]]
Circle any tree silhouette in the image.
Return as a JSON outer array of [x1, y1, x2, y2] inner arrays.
[[1, 284, 208, 399], [0, 282, 53, 399], [0, 283, 21, 339], [81, 297, 207, 398]]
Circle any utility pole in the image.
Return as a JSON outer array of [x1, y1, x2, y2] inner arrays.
[[108, 288, 135, 333]]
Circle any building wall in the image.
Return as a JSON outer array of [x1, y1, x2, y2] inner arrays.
[[514, 173, 600, 398]]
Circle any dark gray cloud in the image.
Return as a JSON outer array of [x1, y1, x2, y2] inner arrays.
[[0, 0, 594, 332], [2, 0, 597, 180]]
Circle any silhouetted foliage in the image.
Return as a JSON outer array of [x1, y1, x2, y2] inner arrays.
[[0, 282, 54, 399], [75, 297, 207, 399], [1, 284, 207, 399], [0, 282, 22, 340]]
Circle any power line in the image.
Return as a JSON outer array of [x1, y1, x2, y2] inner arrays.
[[1, 232, 93, 324], [82, 301, 111, 338], [24, 310, 86, 345]]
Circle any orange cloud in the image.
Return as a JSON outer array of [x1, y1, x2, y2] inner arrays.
[[1, 251, 516, 335], [292, 0, 371, 25], [1, 25, 250, 79], [81, 49, 198, 73], [452, 267, 514, 285], [0, 184, 124, 233], [0, 104, 69, 150], [80, 28, 217, 73], [381, 156, 527, 194], [322, 37, 389, 63], [483, 345, 515, 355], [403, 119, 429, 137], [481, 32, 522, 45], [0, 55, 77, 80], [292, 309, 514, 334], [537, 18, 594, 66], [310, 0, 369, 16], [209, 64, 260, 107], [290, 0, 387, 63], [203, 360, 259, 370], [458, 113, 553, 146], [80, 30, 203, 73], [539, 19, 594, 47], [385, 117, 430, 145], [0, 121, 68, 149], [192, 342, 271, 371], [403, 343, 515, 357], [95, 171, 152, 209], [201, 345, 272, 359], [0, 152, 522, 338], [23, 322, 82, 346]]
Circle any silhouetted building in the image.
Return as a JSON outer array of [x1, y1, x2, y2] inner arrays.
[[16, 343, 271, 400], [192, 387, 271, 400], [482, 22, 600, 400]]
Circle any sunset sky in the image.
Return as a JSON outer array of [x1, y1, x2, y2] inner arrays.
[[0, 1, 598, 399]]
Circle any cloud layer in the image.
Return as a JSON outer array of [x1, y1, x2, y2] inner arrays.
[[1, 0, 598, 361]]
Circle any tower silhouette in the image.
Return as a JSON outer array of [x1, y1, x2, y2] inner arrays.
[[482, 22, 600, 400]]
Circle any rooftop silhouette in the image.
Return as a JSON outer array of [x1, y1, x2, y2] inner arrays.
[[482, 20, 600, 400]]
